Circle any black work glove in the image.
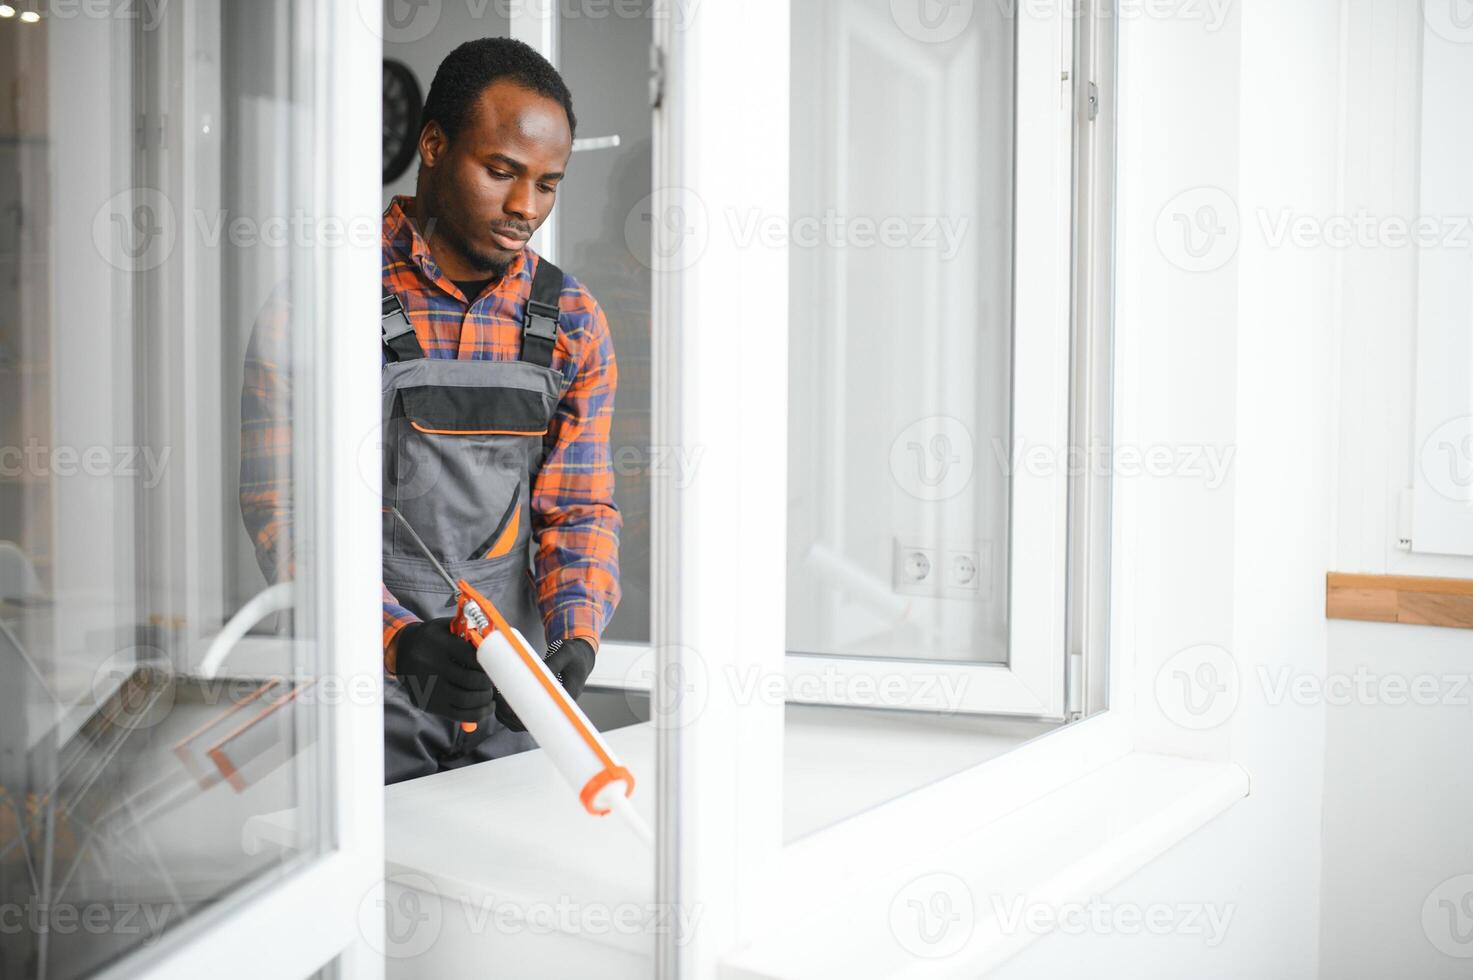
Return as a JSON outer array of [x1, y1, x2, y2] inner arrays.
[[391, 617, 496, 724], [493, 637, 595, 733]]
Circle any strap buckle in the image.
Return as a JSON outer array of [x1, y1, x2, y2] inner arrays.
[[381, 294, 415, 343], [523, 299, 560, 342]]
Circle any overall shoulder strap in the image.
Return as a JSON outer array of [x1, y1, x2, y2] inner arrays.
[[382, 289, 424, 362], [520, 255, 563, 368]]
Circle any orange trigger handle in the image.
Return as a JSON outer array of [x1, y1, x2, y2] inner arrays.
[[451, 587, 488, 733]]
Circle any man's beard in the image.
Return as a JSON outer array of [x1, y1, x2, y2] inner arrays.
[[446, 221, 515, 280]]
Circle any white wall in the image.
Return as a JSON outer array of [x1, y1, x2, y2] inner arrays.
[[994, 0, 1343, 974], [1320, 621, 1473, 979], [1319, 0, 1473, 975], [991, 1, 1473, 977]]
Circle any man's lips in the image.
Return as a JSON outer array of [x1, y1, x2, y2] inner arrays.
[[489, 227, 529, 250]]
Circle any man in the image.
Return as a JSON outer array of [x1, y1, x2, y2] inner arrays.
[[378, 38, 621, 783], [240, 37, 621, 785]]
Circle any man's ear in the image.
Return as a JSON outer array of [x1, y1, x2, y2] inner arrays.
[[418, 121, 447, 169]]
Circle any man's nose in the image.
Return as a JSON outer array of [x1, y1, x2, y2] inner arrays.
[[503, 180, 539, 222]]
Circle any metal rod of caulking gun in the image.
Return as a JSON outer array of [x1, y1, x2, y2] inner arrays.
[[384, 506, 460, 595], [384, 507, 488, 732]]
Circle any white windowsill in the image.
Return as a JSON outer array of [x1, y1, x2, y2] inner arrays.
[[347, 707, 1246, 978], [722, 752, 1250, 979]]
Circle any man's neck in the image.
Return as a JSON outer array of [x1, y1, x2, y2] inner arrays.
[[409, 197, 502, 284]]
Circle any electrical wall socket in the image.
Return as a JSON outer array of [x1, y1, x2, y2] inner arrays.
[[893, 539, 990, 600], [893, 542, 939, 597]]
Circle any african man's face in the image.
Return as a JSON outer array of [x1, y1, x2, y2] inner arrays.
[[416, 79, 573, 278]]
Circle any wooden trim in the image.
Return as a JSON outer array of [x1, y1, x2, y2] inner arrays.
[[1326, 573, 1473, 629]]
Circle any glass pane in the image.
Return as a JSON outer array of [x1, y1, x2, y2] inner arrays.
[[377, 4, 652, 644], [559, 6, 654, 644], [0, 3, 328, 976], [372, 11, 660, 980], [787, 0, 1014, 664]]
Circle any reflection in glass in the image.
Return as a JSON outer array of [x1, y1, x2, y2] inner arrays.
[[787, 0, 1015, 664], [0, 4, 325, 976]]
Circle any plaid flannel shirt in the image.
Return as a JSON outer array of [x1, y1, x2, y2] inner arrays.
[[240, 196, 621, 667]]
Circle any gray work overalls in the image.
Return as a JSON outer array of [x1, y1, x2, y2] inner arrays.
[[379, 255, 566, 784]]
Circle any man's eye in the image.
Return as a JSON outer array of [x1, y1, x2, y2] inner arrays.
[[488, 169, 512, 180], [538, 184, 556, 194]]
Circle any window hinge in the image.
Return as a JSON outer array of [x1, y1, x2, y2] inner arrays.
[[1086, 81, 1099, 122], [1066, 650, 1084, 720], [1397, 487, 1414, 550], [649, 42, 665, 110]]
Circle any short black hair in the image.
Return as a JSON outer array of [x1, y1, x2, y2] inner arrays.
[[421, 37, 576, 143]]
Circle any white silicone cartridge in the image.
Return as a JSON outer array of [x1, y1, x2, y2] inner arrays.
[[473, 623, 643, 831]]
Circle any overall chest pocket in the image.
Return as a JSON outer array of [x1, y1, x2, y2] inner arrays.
[[385, 383, 552, 564]]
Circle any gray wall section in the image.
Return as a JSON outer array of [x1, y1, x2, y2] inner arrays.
[[557, 8, 653, 644]]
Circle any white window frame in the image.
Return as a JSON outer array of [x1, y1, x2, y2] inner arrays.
[[93, 1, 385, 976], [648, 3, 1246, 977], [586, 0, 1076, 720], [1409, 3, 1473, 558]]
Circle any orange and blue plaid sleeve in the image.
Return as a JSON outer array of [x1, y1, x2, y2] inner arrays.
[[241, 281, 421, 669], [239, 287, 296, 586], [532, 283, 623, 646], [382, 585, 419, 670]]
